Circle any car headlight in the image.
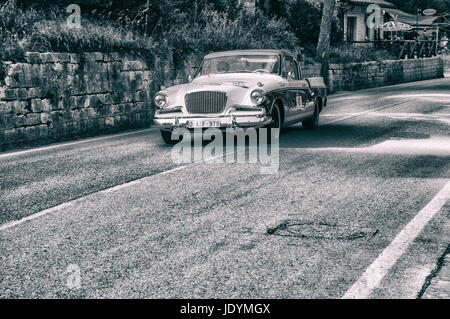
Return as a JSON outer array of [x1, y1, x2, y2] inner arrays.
[[154, 93, 168, 108], [250, 89, 266, 105]]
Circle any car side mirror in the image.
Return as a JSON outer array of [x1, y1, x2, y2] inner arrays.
[[191, 66, 199, 73], [188, 66, 199, 82]]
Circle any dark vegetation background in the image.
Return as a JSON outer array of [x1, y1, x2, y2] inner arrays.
[[389, 0, 450, 13], [1, 0, 449, 70]]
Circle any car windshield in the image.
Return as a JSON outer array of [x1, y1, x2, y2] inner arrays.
[[198, 55, 280, 76]]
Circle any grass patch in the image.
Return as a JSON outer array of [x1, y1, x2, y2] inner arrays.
[[0, 0, 156, 62]]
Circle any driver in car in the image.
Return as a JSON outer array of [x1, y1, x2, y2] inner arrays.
[[217, 61, 230, 73]]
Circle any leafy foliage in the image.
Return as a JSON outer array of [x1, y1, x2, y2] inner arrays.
[[0, 0, 156, 62], [329, 44, 396, 64], [164, 8, 300, 68], [0, 0, 419, 69], [1, 0, 299, 68]]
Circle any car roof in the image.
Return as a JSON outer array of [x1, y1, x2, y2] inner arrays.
[[204, 49, 296, 59]]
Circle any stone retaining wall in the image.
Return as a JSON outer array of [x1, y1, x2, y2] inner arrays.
[[442, 55, 450, 71], [302, 63, 322, 79], [303, 57, 444, 93], [0, 52, 157, 150]]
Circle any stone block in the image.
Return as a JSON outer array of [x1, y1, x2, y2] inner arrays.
[[69, 54, 80, 64], [40, 113, 50, 124], [14, 114, 26, 127], [3, 89, 18, 101], [4, 128, 18, 142], [24, 52, 41, 64], [40, 53, 57, 64], [12, 101, 28, 114], [18, 88, 28, 100], [31, 99, 43, 113], [105, 116, 115, 127], [38, 124, 49, 137], [83, 52, 103, 62], [57, 53, 71, 63], [25, 113, 41, 126], [27, 87, 43, 99], [123, 60, 144, 71], [42, 99, 53, 112], [0, 102, 12, 113]]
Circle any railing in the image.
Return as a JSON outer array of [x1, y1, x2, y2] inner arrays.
[[348, 40, 440, 59]]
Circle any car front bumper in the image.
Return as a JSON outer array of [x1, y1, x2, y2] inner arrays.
[[154, 114, 272, 131]]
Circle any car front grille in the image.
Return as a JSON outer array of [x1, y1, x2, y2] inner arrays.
[[185, 91, 227, 114]]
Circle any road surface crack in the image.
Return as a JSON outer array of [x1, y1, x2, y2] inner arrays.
[[267, 220, 378, 241], [417, 243, 450, 299]]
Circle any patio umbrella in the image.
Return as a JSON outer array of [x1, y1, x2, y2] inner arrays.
[[381, 21, 413, 32]]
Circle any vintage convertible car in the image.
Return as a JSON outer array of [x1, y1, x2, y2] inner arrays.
[[153, 49, 327, 144]]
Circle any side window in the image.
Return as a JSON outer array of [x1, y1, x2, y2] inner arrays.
[[282, 56, 299, 80]]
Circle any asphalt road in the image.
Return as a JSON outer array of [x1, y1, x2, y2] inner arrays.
[[1, 78, 449, 299]]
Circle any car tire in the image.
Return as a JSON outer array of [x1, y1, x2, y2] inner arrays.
[[160, 129, 181, 145], [302, 100, 319, 130], [261, 102, 282, 144]]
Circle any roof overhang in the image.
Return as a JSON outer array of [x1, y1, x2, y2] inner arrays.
[[383, 8, 441, 26]]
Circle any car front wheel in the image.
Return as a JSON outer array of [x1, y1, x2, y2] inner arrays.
[[261, 102, 282, 144]]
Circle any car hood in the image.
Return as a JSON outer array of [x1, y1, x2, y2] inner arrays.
[[191, 73, 283, 88], [163, 73, 284, 107]]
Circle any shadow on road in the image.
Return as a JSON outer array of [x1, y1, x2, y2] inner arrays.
[[162, 123, 433, 151], [279, 124, 430, 149]]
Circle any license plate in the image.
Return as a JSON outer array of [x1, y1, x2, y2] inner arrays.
[[186, 120, 221, 128]]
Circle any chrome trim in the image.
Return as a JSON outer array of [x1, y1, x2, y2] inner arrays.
[[185, 91, 227, 114]]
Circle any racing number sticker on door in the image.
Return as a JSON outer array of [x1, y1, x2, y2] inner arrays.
[[296, 95, 304, 109]]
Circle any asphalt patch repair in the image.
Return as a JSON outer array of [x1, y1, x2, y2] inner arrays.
[[267, 220, 379, 241]]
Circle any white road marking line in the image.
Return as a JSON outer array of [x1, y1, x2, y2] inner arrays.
[[99, 165, 190, 195], [342, 181, 450, 299], [325, 100, 414, 125], [0, 166, 188, 231], [0, 202, 75, 231], [0, 128, 157, 159], [0, 151, 234, 231]]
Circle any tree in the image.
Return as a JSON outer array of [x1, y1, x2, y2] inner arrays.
[[316, 0, 336, 81], [287, 0, 322, 47]]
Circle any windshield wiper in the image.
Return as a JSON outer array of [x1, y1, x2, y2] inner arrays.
[[233, 70, 252, 73]]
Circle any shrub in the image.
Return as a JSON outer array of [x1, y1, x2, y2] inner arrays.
[[0, 0, 156, 62], [329, 44, 397, 64], [1, 0, 299, 69], [163, 8, 301, 69], [0, 0, 40, 61], [30, 20, 156, 58]]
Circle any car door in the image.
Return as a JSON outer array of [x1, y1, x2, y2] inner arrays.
[[282, 56, 314, 123]]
